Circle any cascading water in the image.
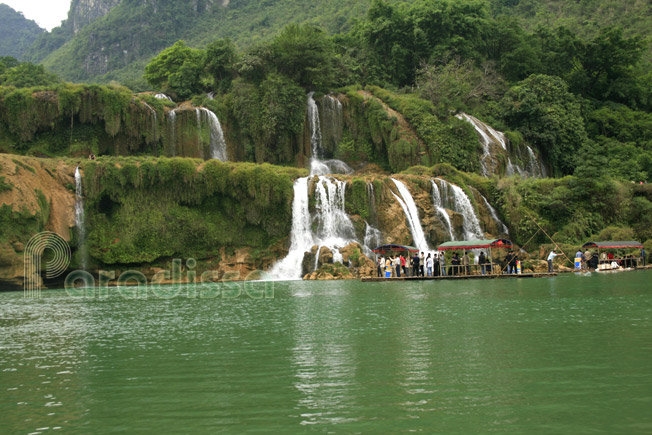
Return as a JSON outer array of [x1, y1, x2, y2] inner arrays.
[[320, 95, 343, 153], [480, 195, 509, 236], [308, 92, 322, 159], [155, 93, 173, 102], [434, 178, 484, 240], [198, 107, 228, 161], [456, 113, 494, 176], [143, 102, 158, 139], [167, 109, 177, 157], [390, 178, 430, 253], [267, 176, 358, 280], [457, 113, 545, 178], [525, 145, 547, 178], [307, 93, 352, 176], [74, 166, 87, 270], [430, 180, 454, 241], [267, 177, 313, 280], [362, 222, 382, 257]]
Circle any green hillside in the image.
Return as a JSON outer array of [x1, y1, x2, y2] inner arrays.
[[0, 4, 45, 60], [22, 0, 652, 89], [27, 0, 385, 90]]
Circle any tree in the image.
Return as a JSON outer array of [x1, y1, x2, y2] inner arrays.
[[566, 27, 645, 104], [501, 74, 588, 175], [144, 41, 207, 100], [269, 24, 335, 90], [416, 56, 506, 113], [0, 62, 59, 87], [205, 38, 237, 94]]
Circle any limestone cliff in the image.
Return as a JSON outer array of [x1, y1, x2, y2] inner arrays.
[[68, 0, 122, 34]]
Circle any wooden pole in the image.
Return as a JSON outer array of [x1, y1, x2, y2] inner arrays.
[[526, 212, 573, 267]]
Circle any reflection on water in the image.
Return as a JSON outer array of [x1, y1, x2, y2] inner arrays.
[[1, 272, 652, 433]]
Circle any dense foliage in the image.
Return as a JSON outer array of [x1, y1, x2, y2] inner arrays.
[[81, 157, 306, 264]]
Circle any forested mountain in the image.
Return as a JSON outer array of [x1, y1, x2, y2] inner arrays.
[[19, 0, 652, 89], [0, 4, 45, 60], [25, 0, 382, 89]]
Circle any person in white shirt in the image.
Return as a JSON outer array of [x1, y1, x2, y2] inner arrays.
[[547, 250, 559, 272], [425, 253, 433, 277]]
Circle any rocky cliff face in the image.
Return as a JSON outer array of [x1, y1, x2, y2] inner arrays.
[[68, 0, 122, 34], [0, 155, 76, 289]]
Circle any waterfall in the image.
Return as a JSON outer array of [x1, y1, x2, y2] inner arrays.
[[362, 222, 382, 257], [390, 178, 430, 253], [267, 177, 313, 280], [313, 176, 356, 248], [143, 102, 157, 137], [320, 95, 343, 153], [307, 93, 352, 175], [74, 166, 87, 270], [457, 112, 546, 178], [525, 146, 547, 177], [155, 93, 173, 102], [308, 92, 322, 159], [167, 109, 177, 157], [267, 176, 358, 280], [435, 178, 484, 240], [456, 113, 493, 176], [198, 108, 228, 161], [480, 195, 509, 236], [430, 180, 454, 241]]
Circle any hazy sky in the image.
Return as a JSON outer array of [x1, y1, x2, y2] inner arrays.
[[2, 0, 70, 31]]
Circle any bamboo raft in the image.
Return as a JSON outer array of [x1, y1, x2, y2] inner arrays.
[[361, 272, 558, 282]]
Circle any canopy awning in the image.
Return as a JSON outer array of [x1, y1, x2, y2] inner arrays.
[[372, 244, 420, 254], [582, 241, 643, 249], [437, 239, 513, 251]]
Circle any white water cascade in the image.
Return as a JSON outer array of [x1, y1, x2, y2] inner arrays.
[[74, 166, 87, 270], [456, 113, 545, 178], [267, 176, 358, 280], [390, 178, 430, 253], [480, 195, 509, 236], [198, 107, 228, 161], [155, 93, 173, 102], [430, 180, 454, 241], [167, 109, 177, 157], [363, 222, 383, 258], [267, 177, 313, 280], [434, 178, 484, 240], [307, 93, 353, 175]]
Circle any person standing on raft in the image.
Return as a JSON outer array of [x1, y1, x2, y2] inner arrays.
[[547, 250, 559, 273]]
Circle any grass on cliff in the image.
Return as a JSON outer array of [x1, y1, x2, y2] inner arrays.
[[80, 157, 307, 264]]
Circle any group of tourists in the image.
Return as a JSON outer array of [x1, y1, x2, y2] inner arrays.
[[546, 247, 648, 272], [376, 251, 496, 278]]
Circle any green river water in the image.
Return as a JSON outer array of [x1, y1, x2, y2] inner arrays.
[[1, 271, 652, 434]]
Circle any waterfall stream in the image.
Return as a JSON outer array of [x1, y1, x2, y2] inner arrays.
[[267, 177, 313, 280], [307, 93, 353, 176], [267, 176, 358, 280], [390, 178, 430, 253], [198, 107, 228, 161], [431, 180, 454, 241], [74, 166, 87, 270], [457, 113, 545, 178], [480, 195, 509, 235], [434, 178, 484, 240]]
